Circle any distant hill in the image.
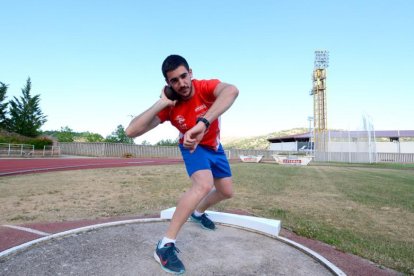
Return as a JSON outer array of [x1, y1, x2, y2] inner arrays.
[[222, 128, 308, 150], [0, 129, 54, 148], [0, 129, 29, 142]]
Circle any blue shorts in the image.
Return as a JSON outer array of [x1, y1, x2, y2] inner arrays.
[[179, 144, 232, 178]]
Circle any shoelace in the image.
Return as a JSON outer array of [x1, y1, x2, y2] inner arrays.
[[201, 214, 213, 226], [164, 244, 181, 262]]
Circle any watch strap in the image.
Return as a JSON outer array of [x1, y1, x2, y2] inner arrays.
[[196, 117, 210, 129]]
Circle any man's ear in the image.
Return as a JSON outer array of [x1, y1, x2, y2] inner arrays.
[[189, 68, 193, 78]]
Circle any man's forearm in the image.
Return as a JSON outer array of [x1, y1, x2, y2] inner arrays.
[[202, 84, 239, 123], [125, 99, 168, 137]]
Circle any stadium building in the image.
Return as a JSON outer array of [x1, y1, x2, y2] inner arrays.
[[268, 130, 414, 163]]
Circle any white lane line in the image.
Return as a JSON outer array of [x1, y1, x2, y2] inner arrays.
[[3, 225, 50, 236], [0, 218, 165, 259], [162, 208, 345, 276], [0, 161, 156, 176], [275, 236, 346, 276], [1, 212, 346, 276]]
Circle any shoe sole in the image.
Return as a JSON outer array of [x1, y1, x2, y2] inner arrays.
[[190, 217, 216, 230], [153, 251, 185, 275]]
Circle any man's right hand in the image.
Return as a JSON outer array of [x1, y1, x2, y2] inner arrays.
[[160, 86, 177, 106], [183, 122, 207, 153]]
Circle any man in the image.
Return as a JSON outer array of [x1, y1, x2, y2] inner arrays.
[[126, 55, 238, 274]]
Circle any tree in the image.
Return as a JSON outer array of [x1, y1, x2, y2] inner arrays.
[[155, 138, 179, 146], [105, 124, 134, 144], [56, 126, 74, 142], [8, 78, 47, 137], [0, 82, 9, 130], [85, 132, 104, 142], [141, 140, 151, 146]]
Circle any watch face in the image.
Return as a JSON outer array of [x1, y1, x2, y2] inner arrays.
[[164, 86, 180, 101]]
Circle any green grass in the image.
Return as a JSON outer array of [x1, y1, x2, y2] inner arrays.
[[220, 163, 414, 274], [313, 161, 414, 170]]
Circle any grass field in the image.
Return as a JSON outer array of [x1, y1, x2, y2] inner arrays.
[[0, 162, 413, 274]]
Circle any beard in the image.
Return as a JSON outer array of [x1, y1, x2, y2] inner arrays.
[[179, 85, 193, 100]]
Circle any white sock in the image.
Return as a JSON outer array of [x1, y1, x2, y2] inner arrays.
[[193, 210, 204, 217], [159, 237, 176, 248]]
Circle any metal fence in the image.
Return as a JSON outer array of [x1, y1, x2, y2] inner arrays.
[[42, 146, 61, 157], [58, 142, 182, 158], [58, 142, 282, 160], [0, 143, 61, 157], [377, 153, 414, 163], [313, 151, 414, 163], [15, 142, 413, 164], [0, 143, 34, 156]]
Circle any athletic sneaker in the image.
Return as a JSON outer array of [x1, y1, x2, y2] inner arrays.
[[190, 213, 216, 230], [154, 241, 185, 275]]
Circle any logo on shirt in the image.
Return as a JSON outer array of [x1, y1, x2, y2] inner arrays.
[[174, 115, 188, 130], [195, 104, 207, 113]]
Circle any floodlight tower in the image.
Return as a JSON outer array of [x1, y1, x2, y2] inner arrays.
[[310, 50, 329, 152]]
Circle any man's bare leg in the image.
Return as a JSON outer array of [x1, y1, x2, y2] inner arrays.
[[195, 176, 233, 213], [164, 170, 214, 239]]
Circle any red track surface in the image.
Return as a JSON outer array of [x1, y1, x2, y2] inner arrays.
[[0, 157, 182, 176]]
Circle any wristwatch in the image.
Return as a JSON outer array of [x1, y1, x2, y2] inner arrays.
[[196, 117, 210, 129]]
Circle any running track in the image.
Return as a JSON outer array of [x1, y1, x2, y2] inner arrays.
[[0, 157, 183, 176]]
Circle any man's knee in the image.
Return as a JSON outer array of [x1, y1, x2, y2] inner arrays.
[[220, 188, 233, 199], [193, 181, 213, 196], [216, 183, 233, 199], [215, 177, 233, 199], [191, 170, 214, 195]]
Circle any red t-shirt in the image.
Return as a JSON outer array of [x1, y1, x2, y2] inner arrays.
[[157, 79, 221, 150]]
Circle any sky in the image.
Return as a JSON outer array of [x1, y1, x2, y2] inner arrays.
[[1, 1, 413, 144]]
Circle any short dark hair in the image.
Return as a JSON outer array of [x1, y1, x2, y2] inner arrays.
[[161, 55, 190, 80]]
